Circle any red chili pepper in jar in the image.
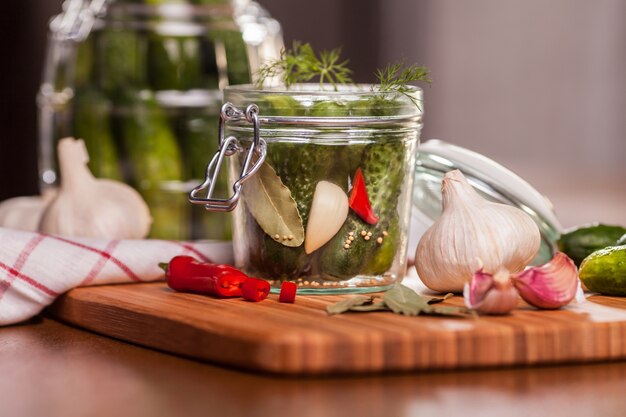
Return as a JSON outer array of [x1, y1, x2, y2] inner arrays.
[[162, 256, 247, 298], [349, 167, 379, 225], [241, 277, 271, 302]]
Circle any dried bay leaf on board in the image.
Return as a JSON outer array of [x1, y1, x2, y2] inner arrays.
[[383, 284, 429, 316], [242, 161, 304, 247], [427, 293, 454, 305], [325, 285, 472, 318], [326, 295, 373, 315], [349, 301, 390, 312], [423, 304, 473, 318]]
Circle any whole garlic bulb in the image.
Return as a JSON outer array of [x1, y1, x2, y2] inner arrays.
[[415, 170, 540, 293], [39, 138, 152, 239], [0, 190, 56, 231]]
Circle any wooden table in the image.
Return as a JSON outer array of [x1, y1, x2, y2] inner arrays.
[[2, 182, 626, 416], [1, 317, 625, 417]]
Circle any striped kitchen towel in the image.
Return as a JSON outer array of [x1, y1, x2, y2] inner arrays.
[[0, 227, 233, 326]]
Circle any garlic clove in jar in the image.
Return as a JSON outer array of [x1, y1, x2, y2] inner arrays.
[[512, 251, 579, 309], [415, 169, 541, 293], [304, 181, 349, 254], [39, 138, 152, 239], [464, 267, 519, 315]]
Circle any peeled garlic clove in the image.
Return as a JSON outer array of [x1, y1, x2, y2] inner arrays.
[[39, 138, 152, 239], [304, 181, 348, 254], [512, 251, 579, 309], [464, 268, 519, 315], [416, 169, 541, 293]]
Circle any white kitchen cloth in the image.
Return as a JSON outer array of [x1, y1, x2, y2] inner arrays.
[[0, 227, 233, 326]]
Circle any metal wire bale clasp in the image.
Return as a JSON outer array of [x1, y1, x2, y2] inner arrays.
[[189, 103, 267, 212]]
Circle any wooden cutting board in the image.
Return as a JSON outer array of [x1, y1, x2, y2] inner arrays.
[[48, 280, 626, 375]]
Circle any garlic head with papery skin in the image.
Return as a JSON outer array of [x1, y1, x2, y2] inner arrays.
[[464, 267, 519, 315], [416, 169, 541, 293], [0, 190, 56, 231], [39, 138, 152, 239], [304, 181, 348, 254], [512, 251, 579, 309]]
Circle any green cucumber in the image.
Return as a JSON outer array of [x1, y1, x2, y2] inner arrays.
[[147, 35, 204, 91], [362, 214, 400, 275], [349, 96, 403, 117], [178, 113, 232, 240], [558, 224, 626, 266], [72, 89, 122, 181], [97, 29, 147, 93], [261, 95, 303, 116], [319, 141, 407, 278], [75, 37, 95, 88], [114, 91, 186, 239], [579, 245, 626, 296], [210, 30, 250, 85], [307, 100, 350, 117]]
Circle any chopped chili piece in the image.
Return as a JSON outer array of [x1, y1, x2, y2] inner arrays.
[[279, 281, 297, 303], [349, 168, 379, 225], [164, 256, 247, 298], [241, 277, 271, 302]]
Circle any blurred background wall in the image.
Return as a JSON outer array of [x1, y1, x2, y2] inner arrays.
[[1, 0, 624, 227]]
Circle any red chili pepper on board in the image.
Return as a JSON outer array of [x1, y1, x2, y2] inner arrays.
[[349, 168, 379, 224], [279, 281, 297, 303], [241, 277, 271, 302], [163, 256, 247, 298]]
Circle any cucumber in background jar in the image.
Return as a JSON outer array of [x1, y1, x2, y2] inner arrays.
[[97, 29, 147, 94], [113, 90, 186, 240], [147, 35, 206, 91], [177, 113, 233, 240], [72, 89, 123, 181]]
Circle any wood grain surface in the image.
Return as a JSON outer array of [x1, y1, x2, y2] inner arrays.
[[48, 282, 626, 375], [4, 318, 626, 417]]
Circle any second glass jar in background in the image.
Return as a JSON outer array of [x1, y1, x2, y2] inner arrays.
[[38, 0, 283, 240], [219, 84, 423, 293]]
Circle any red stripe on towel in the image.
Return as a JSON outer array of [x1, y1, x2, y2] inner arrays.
[[50, 236, 142, 282], [0, 234, 46, 300], [0, 261, 59, 298]]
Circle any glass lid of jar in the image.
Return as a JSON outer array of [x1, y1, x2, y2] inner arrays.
[[411, 139, 562, 265]]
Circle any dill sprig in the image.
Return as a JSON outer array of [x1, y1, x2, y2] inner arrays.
[[255, 42, 353, 90], [374, 62, 431, 107]]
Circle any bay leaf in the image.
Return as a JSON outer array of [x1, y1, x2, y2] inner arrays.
[[427, 293, 454, 305], [326, 295, 373, 315], [383, 284, 429, 316], [349, 301, 390, 312], [423, 305, 472, 318], [242, 161, 304, 247]]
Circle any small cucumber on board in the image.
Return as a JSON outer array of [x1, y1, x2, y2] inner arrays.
[[579, 245, 626, 296], [557, 224, 626, 266]]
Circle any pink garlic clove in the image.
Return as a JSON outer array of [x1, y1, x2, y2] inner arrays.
[[464, 268, 519, 315], [512, 252, 579, 309]]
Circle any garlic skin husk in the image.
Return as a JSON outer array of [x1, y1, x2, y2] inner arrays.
[[512, 251, 579, 309], [416, 169, 541, 293], [39, 138, 152, 239], [304, 181, 348, 254], [464, 267, 519, 315], [0, 190, 56, 231]]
